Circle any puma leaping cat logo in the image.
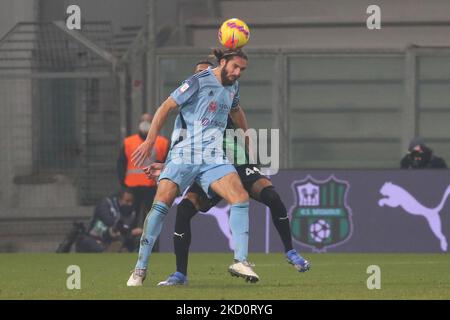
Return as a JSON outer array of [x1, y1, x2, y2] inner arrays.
[[378, 182, 449, 251]]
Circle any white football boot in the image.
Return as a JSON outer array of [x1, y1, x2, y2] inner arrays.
[[228, 260, 260, 283], [127, 268, 146, 286]]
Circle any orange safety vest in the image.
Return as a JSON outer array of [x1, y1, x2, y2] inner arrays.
[[124, 134, 169, 187]]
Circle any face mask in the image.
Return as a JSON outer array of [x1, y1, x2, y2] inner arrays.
[[139, 121, 151, 134], [119, 204, 134, 216], [410, 148, 431, 168]]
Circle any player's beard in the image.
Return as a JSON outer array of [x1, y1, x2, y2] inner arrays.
[[221, 64, 237, 86]]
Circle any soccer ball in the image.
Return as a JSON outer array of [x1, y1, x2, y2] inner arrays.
[[218, 18, 250, 49], [309, 219, 331, 243]]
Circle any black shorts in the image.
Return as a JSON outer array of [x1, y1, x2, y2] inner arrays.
[[235, 164, 267, 190], [186, 164, 268, 212]]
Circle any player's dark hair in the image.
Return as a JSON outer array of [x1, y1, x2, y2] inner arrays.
[[195, 60, 215, 67], [211, 48, 248, 64]]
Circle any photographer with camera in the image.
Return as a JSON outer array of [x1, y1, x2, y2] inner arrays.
[[400, 137, 447, 169], [75, 189, 143, 252]]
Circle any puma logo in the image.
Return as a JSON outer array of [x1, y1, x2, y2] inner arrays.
[[378, 182, 449, 251], [173, 232, 185, 238]]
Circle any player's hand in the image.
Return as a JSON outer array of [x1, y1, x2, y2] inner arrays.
[[143, 162, 165, 179], [131, 140, 153, 168], [131, 228, 143, 237]]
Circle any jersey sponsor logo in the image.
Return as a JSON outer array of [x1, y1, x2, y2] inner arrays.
[[179, 82, 189, 93], [219, 103, 229, 113], [201, 118, 210, 126], [209, 101, 217, 112], [200, 118, 226, 127], [211, 119, 226, 127], [289, 175, 353, 252], [378, 182, 449, 251]]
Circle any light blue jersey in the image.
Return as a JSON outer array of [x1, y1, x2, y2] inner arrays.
[[134, 68, 251, 272], [158, 67, 240, 196], [169, 67, 240, 162]]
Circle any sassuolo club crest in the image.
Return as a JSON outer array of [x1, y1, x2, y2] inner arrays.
[[289, 175, 353, 252]]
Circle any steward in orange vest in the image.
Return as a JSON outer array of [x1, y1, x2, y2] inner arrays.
[[117, 114, 169, 236], [122, 134, 169, 187]]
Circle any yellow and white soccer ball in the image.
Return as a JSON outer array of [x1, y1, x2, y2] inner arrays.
[[218, 18, 250, 49]]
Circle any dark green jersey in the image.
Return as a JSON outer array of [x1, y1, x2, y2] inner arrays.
[[223, 117, 249, 165]]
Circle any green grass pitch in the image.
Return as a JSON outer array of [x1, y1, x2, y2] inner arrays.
[[0, 253, 449, 299]]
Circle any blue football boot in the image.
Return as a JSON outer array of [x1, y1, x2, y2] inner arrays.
[[286, 249, 310, 272], [157, 271, 188, 286]]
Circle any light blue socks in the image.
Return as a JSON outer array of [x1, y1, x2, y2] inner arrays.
[[135, 201, 169, 270], [229, 202, 250, 262]]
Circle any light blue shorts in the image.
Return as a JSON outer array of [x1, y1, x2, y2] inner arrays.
[[158, 159, 236, 198]]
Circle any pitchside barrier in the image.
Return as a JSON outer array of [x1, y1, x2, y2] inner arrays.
[[157, 170, 450, 254]]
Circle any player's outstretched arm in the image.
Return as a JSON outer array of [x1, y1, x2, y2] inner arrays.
[[131, 97, 178, 167], [229, 104, 249, 131]]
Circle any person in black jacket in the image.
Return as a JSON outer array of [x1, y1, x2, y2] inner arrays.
[[75, 189, 142, 252], [400, 137, 447, 169]]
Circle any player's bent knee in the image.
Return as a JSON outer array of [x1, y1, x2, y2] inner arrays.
[[260, 186, 287, 218], [176, 198, 198, 220], [154, 179, 178, 206], [153, 195, 173, 207], [229, 190, 249, 204], [184, 192, 204, 211], [260, 186, 279, 202]]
